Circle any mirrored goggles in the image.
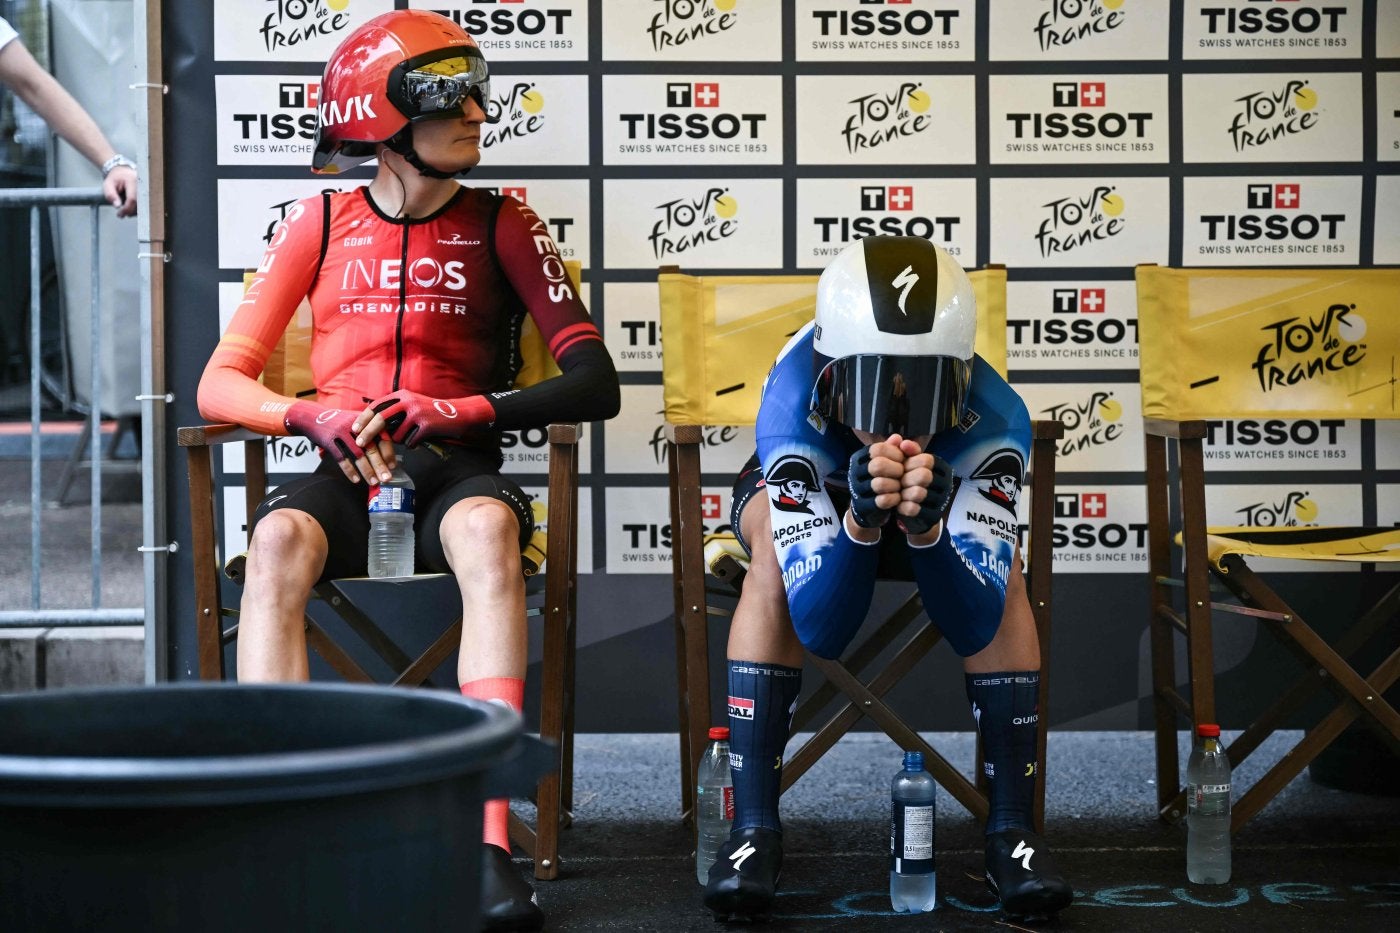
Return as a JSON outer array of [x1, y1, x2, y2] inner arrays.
[[398, 54, 495, 123]]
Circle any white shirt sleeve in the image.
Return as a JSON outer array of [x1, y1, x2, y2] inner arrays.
[[0, 16, 19, 52]]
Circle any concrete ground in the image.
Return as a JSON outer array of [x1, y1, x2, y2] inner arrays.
[[528, 731, 1400, 932]]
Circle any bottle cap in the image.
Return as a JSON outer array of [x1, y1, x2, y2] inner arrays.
[[1196, 723, 1221, 737], [903, 750, 923, 771], [708, 726, 730, 740]]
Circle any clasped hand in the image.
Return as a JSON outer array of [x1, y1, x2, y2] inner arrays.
[[847, 433, 955, 537]]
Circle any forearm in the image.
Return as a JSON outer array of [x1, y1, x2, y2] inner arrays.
[[489, 341, 620, 430], [196, 364, 295, 436], [786, 527, 880, 660], [908, 533, 1005, 637], [2, 44, 118, 170]]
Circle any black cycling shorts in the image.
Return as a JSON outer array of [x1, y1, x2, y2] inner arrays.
[[250, 443, 534, 583]]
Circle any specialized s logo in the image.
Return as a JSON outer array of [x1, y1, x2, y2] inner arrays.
[[765, 455, 821, 514], [647, 0, 740, 53], [649, 187, 739, 260], [1034, 0, 1127, 52], [1041, 391, 1124, 457], [1236, 491, 1320, 527], [258, 0, 351, 54], [891, 266, 919, 315], [969, 448, 1025, 515], [1035, 184, 1126, 259], [1229, 79, 1320, 152], [842, 81, 932, 155], [1251, 303, 1367, 393]]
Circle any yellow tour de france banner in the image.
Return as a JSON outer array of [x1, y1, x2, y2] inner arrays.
[[659, 267, 1007, 428], [1137, 266, 1400, 422]]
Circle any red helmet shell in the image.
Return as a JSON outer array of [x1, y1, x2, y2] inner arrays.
[[313, 9, 482, 174]]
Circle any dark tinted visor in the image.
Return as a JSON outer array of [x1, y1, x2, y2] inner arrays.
[[392, 50, 498, 124], [812, 354, 971, 437]]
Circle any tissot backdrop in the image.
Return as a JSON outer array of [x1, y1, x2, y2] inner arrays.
[[163, 0, 1400, 732]]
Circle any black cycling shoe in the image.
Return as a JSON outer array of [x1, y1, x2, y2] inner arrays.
[[984, 828, 1074, 922], [479, 843, 544, 932], [703, 827, 784, 922]]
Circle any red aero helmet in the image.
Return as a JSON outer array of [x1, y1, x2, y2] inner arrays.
[[312, 9, 493, 175]]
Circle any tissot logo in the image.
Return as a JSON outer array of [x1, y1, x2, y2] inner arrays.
[[668, 82, 720, 108], [435, 2, 573, 37], [1250, 302, 1367, 393], [812, 3, 959, 38], [1054, 288, 1106, 314], [484, 81, 547, 148], [1200, 182, 1344, 246], [813, 184, 959, 248], [646, 0, 740, 53], [231, 82, 319, 144], [1054, 492, 1107, 520], [1229, 79, 1320, 152], [619, 82, 765, 142], [1235, 490, 1320, 527], [649, 187, 739, 260], [1034, 0, 1127, 52], [258, 0, 351, 53], [1041, 391, 1125, 457], [1035, 185, 1126, 258], [842, 81, 933, 154], [1200, 3, 1348, 37], [1005, 81, 1152, 142]]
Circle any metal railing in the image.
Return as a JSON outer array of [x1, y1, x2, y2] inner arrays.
[[0, 185, 143, 628]]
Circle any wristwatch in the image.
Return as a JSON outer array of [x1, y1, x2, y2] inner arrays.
[[101, 154, 137, 178]]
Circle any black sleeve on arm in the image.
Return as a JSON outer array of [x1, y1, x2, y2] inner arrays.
[[486, 337, 620, 430]]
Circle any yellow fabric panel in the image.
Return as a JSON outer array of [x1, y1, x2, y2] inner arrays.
[[1137, 265, 1400, 421], [253, 261, 584, 399], [659, 267, 1008, 426], [521, 498, 550, 577], [1196, 526, 1400, 569]]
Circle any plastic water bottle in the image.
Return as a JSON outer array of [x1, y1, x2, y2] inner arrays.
[[695, 726, 734, 884], [1186, 723, 1232, 884], [890, 750, 937, 912], [367, 466, 415, 578]]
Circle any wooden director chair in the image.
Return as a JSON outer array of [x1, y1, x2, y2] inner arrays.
[[659, 265, 1063, 832], [1138, 264, 1400, 831], [178, 263, 587, 881]]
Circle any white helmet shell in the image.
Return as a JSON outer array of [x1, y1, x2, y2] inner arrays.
[[810, 236, 977, 437], [812, 236, 975, 361]]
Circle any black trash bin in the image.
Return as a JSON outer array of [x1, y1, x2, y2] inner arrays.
[[0, 683, 554, 933]]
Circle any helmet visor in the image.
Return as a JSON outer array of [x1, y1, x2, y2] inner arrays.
[[395, 51, 497, 124], [812, 354, 971, 437]]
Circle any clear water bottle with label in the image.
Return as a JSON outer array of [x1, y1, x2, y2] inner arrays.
[[1186, 723, 1232, 884], [695, 726, 734, 884], [890, 750, 937, 912], [367, 465, 415, 579]]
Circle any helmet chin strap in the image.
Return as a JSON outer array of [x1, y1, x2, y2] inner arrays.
[[385, 126, 476, 180]]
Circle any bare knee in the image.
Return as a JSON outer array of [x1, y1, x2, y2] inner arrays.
[[246, 510, 326, 583], [442, 499, 522, 582]]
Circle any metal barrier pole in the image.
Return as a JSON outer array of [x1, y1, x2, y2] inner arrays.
[[89, 203, 103, 608], [28, 205, 42, 610]]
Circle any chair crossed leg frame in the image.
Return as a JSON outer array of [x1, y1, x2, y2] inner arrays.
[[181, 422, 582, 880], [667, 420, 1062, 833], [1146, 423, 1400, 831]]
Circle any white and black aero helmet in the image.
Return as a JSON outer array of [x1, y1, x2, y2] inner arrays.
[[811, 235, 976, 437]]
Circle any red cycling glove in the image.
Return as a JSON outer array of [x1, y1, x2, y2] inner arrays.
[[368, 390, 495, 447], [284, 401, 363, 463]]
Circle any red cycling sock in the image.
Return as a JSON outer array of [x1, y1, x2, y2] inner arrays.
[[462, 676, 526, 852]]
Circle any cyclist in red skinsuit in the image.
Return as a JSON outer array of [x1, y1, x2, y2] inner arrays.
[[195, 12, 616, 931]]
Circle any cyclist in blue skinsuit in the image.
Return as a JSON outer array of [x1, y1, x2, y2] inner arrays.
[[703, 236, 1073, 923]]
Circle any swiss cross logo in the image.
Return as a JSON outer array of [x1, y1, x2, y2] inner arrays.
[[278, 82, 319, 109], [702, 494, 722, 521], [502, 186, 528, 203], [859, 185, 914, 212], [667, 82, 720, 108], [1054, 492, 1108, 519], [1052, 288, 1107, 314], [1246, 183, 1300, 211], [1053, 81, 1106, 108]]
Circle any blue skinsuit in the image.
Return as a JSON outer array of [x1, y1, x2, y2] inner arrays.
[[747, 323, 1030, 659]]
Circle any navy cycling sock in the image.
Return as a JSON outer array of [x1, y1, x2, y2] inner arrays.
[[727, 659, 802, 833], [966, 670, 1041, 835]]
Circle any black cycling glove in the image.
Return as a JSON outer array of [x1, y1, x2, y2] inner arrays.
[[896, 454, 956, 537], [847, 446, 892, 529]]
